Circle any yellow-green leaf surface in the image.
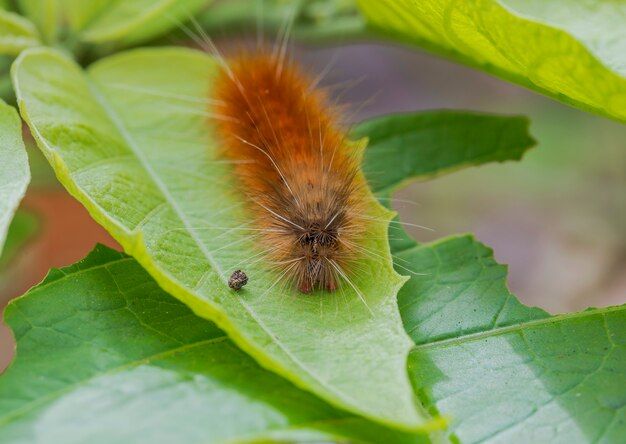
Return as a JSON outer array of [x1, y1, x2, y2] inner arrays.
[[0, 245, 429, 444], [397, 235, 626, 443], [0, 100, 29, 257], [0, 9, 39, 55], [17, 0, 208, 46], [15, 0, 58, 44], [357, 0, 626, 123], [12, 47, 426, 430]]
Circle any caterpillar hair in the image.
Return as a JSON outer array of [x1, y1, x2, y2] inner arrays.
[[211, 46, 367, 294]]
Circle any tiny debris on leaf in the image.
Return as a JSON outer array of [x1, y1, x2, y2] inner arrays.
[[228, 270, 248, 291]]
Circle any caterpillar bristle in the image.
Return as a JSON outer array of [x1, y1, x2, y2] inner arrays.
[[212, 49, 366, 294]]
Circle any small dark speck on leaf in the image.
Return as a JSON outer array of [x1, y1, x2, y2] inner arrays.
[[229, 270, 248, 291]]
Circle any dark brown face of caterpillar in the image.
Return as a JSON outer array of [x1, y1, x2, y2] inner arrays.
[[300, 222, 338, 249], [260, 168, 358, 294], [293, 217, 343, 294]]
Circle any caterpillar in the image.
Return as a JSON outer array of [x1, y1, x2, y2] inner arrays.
[[212, 49, 366, 294]]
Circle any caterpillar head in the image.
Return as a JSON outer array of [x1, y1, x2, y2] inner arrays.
[[292, 215, 344, 293]]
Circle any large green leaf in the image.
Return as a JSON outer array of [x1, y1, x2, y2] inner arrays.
[[357, 0, 626, 124], [395, 235, 626, 443], [0, 9, 39, 56], [0, 245, 430, 444], [12, 46, 426, 430], [17, 0, 209, 47], [0, 100, 29, 257]]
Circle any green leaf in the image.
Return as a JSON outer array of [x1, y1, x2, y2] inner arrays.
[[396, 236, 548, 344], [0, 210, 38, 270], [0, 56, 13, 101], [0, 210, 38, 303], [12, 46, 428, 430], [374, 129, 624, 441], [355, 110, 535, 253], [17, 0, 209, 47], [199, 0, 368, 44], [0, 245, 431, 443], [354, 110, 535, 196], [395, 235, 626, 443], [15, 0, 59, 44], [357, 0, 626, 124], [352, 86, 625, 442], [78, 0, 210, 46], [0, 9, 39, 56], [0, 100, 29, 258]]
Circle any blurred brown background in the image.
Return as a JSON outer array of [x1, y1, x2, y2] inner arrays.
[[1, 41, 625, 372]]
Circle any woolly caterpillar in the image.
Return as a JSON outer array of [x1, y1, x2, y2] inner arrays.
[[162, 0, 376, 294], [167, 5, 432, 297], [212, 47, 367, 294]]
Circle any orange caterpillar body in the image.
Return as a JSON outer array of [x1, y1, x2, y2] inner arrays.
[[213, 51, 365, 293]]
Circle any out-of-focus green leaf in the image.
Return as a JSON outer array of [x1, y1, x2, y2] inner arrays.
[[357, 0, 626, 124], [17, 0, 210, 47], [395, 235, 626, 443], [0, 245, 430, 444], [0, 9, 38, 55], [0, 100, 29, 258], [0, 56, 12, 101], [16, 0, 60, 44], [0, 210, 37, 269], [199, 0, 367, 44], [355, 110, 535, 196], [12, 46, 428, 430], [24, 140, 58, 188], [79, 0, 210, 46]]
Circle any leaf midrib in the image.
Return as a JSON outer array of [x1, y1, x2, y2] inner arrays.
[[414, 305, 625, 351]]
